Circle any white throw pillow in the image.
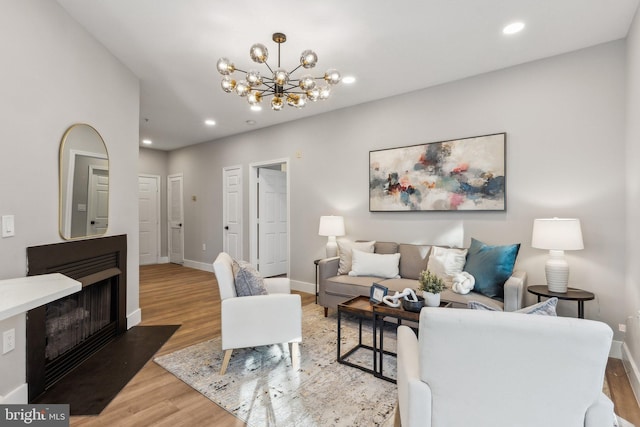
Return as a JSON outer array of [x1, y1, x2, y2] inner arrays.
[[426, 246, 468, 286], [337, 239, 376, 275], [348, 249, 401, 279]]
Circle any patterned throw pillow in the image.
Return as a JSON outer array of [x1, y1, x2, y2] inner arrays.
[[232, 260, 268, 296], [426, 246, 468, 287], [468, 297, 558, 316]]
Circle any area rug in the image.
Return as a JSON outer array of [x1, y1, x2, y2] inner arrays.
[[154, 305, 397, 426], [35, 324, 180, 415]]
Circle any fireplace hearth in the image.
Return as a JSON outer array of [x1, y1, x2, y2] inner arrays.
[[26, 235, 127, 401]]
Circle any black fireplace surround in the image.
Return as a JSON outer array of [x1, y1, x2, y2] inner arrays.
[[26, 235, 127, 401]]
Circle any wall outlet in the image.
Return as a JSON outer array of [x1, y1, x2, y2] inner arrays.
[[202, 243, 206, 251], [3, 328, 15, 354], [619, 324, 627, 333]]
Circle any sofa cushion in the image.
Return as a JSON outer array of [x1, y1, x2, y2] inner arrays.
[[463, 238, 520, 300], [374, 241, 399, 254], [398, 244, 431, 280], [379, 277, 422, 294], [468, 297, 558, 316], [337, 239, 376, 274], [426, 246, 468, 287], [349, 249, 401, 279], [440, 289, 504, 310], [232, 260, 268, 296]]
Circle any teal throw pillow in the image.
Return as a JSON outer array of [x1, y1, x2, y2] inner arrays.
[[463, 238, 520, 300]]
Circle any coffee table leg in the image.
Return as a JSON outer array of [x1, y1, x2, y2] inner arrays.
[[379, 318, 384, 378], [337, 309, 342, 361], [373, 313, 378, 374]]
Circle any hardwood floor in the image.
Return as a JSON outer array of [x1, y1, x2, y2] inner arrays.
[[70, 263, 639, 426]]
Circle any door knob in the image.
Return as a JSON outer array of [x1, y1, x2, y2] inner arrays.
[[224, 226, 229, 230]]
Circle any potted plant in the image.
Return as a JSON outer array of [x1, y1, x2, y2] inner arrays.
[[418, 270, 446, 307]]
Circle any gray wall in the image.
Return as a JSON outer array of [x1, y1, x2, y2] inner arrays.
[[139, 147, 169, 257], [169, 41, 627, 339], [625, 7, 640, 398], [0, 0, 140, 398]]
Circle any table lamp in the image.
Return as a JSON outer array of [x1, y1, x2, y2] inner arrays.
[[318, 215, 345, 258], [531, 218, 584, 293]]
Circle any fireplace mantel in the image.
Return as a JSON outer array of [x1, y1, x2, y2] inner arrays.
[[0, 273, 81, 322]]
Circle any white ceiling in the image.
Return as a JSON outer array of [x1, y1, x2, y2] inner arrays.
[[56, 0, 639, 151]]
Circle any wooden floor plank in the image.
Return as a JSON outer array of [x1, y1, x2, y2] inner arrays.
[[68, 263, 639, 426]]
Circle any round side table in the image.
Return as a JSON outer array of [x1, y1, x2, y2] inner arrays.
[[526, 285, 594, 318]]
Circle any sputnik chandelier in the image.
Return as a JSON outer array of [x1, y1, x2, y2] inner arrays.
[[216, 32, 341, 111]]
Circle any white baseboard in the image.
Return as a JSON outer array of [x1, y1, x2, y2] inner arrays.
[[290, 280, 314, 295], [622, 342, 640, 406], [0, 383, 28, 404], [127, 308, 142, 329], [183, 259, 214, 272]]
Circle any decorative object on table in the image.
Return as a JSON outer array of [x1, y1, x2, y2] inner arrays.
[[369, 133, 506, 211], [451, 271, 475, 295], [369, 283, 388, 304], [216, 32, 342, 111], [531, 218, 584, 293], [418, 270, 446, 307], [381, 287, 420, 310], [318, 215, 346, 258]]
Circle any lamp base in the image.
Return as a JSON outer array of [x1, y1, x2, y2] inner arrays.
[[326, 236, 338, 258], [545, 250, 569, 293]]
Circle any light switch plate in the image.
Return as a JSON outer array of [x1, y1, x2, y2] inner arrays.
[[2, 215, 15, 238], [3, 328, 15, 354]]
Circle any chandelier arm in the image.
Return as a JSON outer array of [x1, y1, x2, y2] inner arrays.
[[234, 67, 248, 74], [288, 64, 303, 74], [263, 62, 274, 75]]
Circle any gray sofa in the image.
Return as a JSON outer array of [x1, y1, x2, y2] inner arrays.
[[318, 241, 527, 316]]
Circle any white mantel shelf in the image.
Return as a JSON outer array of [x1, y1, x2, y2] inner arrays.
[[0, 273, 81, 322]]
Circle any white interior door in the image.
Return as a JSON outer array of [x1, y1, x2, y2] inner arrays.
[[139, 175, 160, 265], [87, 165, 109, 235], [223, 166, 243, 260], [258, 168, 288, 277], [168, 173, 184, 264]]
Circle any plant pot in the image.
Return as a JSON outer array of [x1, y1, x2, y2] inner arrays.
[[423, 291, 441, 307]]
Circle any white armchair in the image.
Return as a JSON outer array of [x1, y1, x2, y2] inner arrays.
[[397, 307, 614, 427], [212, 252, 302, 375]]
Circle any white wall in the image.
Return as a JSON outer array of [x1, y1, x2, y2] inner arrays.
[[624, 6, 640, 400], [169, 41, 627, 337], [0, 0, 140, 399]]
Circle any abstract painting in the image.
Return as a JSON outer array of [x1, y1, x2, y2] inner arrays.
[[369, 133, 506, 211]]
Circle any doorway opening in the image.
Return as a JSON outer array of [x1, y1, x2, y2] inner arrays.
[[249, 159, 290, 277]]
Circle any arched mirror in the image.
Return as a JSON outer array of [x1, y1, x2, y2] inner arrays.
[[59, 124, 109, 239]]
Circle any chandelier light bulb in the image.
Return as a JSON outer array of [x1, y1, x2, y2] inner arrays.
[[246, 70, 262, 86], [299, 74, 316, 91], [274, 69, 289, 86], [307, 87, 320, 101], [249, 43, 269, 63], [324, 69, 341, 85], [300, 50, 318, 69], [319, 86, 331, 100], [247, 91, 262, 106], [235, 80, 250, 97], [271, 96, 284, 111], [217, 57, 235, 75], [295, 93, 308, 109], [221, 76, 237, 93]]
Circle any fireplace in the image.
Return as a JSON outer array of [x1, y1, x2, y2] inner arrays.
[[26, 235, 127, 401]]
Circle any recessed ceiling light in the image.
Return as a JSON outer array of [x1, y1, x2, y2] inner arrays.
[[342, 76, 356, 84], [142, 139, 152, 145], [204, 119, 216, 126], [250, 105, 262, 112], [503, 22, 525, 35]]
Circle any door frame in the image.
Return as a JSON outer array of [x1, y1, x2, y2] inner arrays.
[[86, 164, 109, 235], [138, 174, 161, 265], [222, 165, 243, 259], [249, 158, 290, 273], [168, 173, 184, 264]]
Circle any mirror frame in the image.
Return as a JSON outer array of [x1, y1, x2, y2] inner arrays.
[[59, 123, 109, 240]]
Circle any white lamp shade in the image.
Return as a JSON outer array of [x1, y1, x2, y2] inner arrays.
[[318, 216, 345, 237], [531, 218, 584, 251]]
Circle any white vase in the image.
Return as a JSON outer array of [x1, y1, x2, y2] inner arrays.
[[423, 291, 441, 307]]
